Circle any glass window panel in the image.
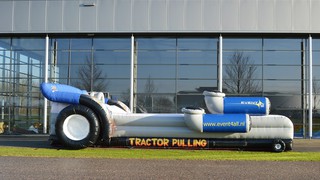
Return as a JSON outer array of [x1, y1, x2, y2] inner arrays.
[[267, 95, 302, 109], [178, 65, 217, 79], [138, 65, 175, 79], [51, 38, 70, 50], [104, 79, 130, 95], [264, 66, 301, 79], [314, 95, 320, 109], [263, 38, 304, 51], [177, 94, 206, 110], [313, 51, 320, 65], [17, 64, 28, 75], [12, 38, 45, 50], [223, 51, 262, 65], [178, 51, 217, 64], [178, 38, 218, 50], [138, 50, 176, 64], [312, 39, 320, 50], [223, 38, 262, 50], [264, 51, 302, 65], [94, 50, 130, 64], [0, 38, 10, 49], [95, 65, 131, 78], [94, 38, 131, 50], [263, 80, 301, 94], [223, 65, 262, 80], [55, 78, 68, 85], [137, 38, 176, 50], [70, 51, 92, 64], [223, 80, 262, 95], [71, 65, 130, 79], [177, 79, 217, 93], [137, 94, 176, 113], [294, 124, 304, 138], [55, 51, 70, 65], [54, 65, 69, 79], [312, 125, 320, 138], [312, 67, 320, 80], [137, 79, 175, 93], [70, 38, 92, 50]]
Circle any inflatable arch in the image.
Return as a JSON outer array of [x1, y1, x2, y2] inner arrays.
[[41, 83, 293, 152]]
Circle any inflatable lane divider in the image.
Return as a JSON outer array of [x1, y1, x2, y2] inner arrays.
[[182, 107, 251, 133], [41, 82, 87, 104]]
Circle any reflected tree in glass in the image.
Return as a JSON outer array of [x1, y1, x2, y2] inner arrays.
[[77, 57, 109, 92], [224, 51, 259, 94]]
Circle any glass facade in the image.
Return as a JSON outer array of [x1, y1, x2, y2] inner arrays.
[[0, 35, 319, 138], [0, 37, 45, 134]]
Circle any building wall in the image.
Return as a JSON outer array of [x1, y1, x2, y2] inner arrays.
[[0, 0, 319, 33]]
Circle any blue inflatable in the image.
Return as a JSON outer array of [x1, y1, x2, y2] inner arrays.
[[41, 83, 87, 104], [224, 97, 268, 114]]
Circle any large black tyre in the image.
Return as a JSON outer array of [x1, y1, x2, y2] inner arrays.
[[272, 139, 286, 152], [55, 105, 100, 149]]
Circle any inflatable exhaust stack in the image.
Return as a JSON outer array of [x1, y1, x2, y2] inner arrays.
[[203, 91, 270, 115]]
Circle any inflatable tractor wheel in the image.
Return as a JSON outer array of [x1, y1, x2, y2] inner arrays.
[[272, 139, 286, 152], [55, 105, 100, 149]]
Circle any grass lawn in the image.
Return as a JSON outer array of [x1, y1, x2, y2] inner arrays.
[[0, 147, 319, 161]]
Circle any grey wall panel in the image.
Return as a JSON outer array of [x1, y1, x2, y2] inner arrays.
[[114, 0, 132, 31], [167, 0, 184, 31], [0, 1, 13, 32], [257, 0, 274, 31], [13, 1, 29, 32], [30, 1, 46, 32], [149, 0, 167, 31], [274, 0, 292, 31], [185, 0, 202, 31], [97, 0, 115, 31], [202, 0, 221, 31], [47, 0, 63, 32], [239, 0, 257, 31], [293, 0, 310, 32], [132, 0, 148, 31], [1, 0, 320, 34], [221, 0, 239, 31], [310, 0, 320, 32], [80, 2, 97, 32], [63, 0, 80, 31]]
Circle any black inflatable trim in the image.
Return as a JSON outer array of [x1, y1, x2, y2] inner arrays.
[[79, 94, 110, 146], [55, 104, 100, 149]]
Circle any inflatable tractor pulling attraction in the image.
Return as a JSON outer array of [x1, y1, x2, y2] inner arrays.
[[41, 83, 294, 152]]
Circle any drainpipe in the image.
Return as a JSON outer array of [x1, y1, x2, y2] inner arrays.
[[218, 35, 223, 92], [43, 35, 49, 134], [309, 35, 313, 139]]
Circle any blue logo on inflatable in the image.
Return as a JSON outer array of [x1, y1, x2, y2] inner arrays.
[[224, 97, 267, 114], [202, 114, 248, 133]]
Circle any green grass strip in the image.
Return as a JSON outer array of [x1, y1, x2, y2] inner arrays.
[[0, 147, 320, 161]]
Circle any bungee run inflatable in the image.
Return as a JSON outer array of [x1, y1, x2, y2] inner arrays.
[[41, 83, 294, 152]]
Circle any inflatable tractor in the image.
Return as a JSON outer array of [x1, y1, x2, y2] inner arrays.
[[41, 83, 293, 152]]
